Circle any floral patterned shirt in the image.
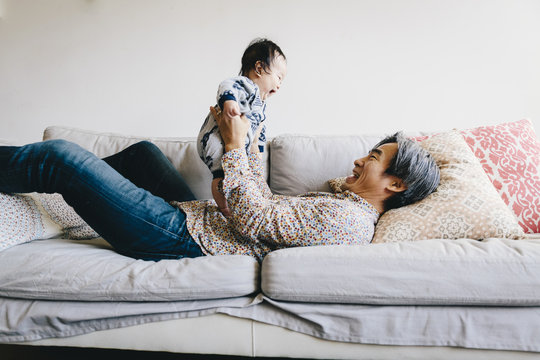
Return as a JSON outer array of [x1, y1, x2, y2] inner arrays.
[[175, 148, 379, 262]]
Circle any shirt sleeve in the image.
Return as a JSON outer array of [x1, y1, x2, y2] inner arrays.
[[247, 152, 272, 198], [221, 149, 269, 240], [221, 149, 371, 247], [217, 77, 256, 113]]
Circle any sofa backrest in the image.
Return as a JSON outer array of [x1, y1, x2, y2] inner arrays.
[[43, 126, 269, 200], [44, 126, 411, 199], [268, 134, 385, 195]]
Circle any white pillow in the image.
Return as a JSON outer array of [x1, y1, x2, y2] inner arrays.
[[0, 192, 99, 252]]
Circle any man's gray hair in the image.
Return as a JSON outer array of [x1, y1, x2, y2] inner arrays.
[[375, 132, 440, 211]]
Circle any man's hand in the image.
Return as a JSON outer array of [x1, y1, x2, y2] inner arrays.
[[210, 106, 249, 152]]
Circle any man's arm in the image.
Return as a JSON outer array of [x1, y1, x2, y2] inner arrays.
[[211, 106, 364, 247], [247, 152, 272, 199], [211, 107, 249, 154], [221, 149, 368, 247]]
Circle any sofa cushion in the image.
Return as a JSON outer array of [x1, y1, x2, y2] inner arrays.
[[0, 237, 259, 301], [261, 238, 540, 306], [372, 131, 524, 243]]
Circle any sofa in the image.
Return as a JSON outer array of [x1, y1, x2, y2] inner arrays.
[[1, 120, 539, 359]]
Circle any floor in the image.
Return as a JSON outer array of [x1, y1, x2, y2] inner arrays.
[[1, 344, 311, 360]]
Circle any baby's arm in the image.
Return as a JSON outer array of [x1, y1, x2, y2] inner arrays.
[[217, 77, 257, 114], [222, 100, 241, 118]]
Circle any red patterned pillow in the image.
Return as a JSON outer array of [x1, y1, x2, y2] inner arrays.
[[460, 119, 540, 234]]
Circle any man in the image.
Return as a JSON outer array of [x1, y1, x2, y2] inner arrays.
[[0, 110, 439, 262], [205, 107, 440, 260]]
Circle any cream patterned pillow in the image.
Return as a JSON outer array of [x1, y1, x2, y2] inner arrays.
[[38, 193, 99, 239], [0, 192, 99, 251], [328, 176, 346, 193], [372, 131, 525, 243]]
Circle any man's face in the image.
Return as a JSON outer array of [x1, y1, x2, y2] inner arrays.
[[341, 143, 400, 197]]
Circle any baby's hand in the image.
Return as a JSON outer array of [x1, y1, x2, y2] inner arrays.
[[212, 178, 231, 217], [222, 100, 241, 118]]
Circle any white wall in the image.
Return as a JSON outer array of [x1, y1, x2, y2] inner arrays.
[[0, 0, 539, 144]]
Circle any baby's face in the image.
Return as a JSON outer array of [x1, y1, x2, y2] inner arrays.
[[256, 55, 287, 100]]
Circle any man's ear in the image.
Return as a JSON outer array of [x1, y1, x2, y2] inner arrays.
[[386, 177, 407, 193]]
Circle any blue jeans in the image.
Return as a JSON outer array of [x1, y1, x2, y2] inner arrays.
[[0, 140, 204, 261]]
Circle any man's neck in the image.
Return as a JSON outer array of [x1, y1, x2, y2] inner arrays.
[[355, 192, 386, 214]]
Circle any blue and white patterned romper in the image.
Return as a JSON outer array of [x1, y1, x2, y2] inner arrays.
[[197, 76, 267, 178]]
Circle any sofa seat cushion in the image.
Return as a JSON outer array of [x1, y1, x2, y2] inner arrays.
[[261, 238, 540, 306], [0, 238, 259, 301]]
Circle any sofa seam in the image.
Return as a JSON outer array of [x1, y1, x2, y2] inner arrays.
[[251, 319, 256, 357]]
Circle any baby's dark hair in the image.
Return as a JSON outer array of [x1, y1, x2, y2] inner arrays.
[[240, 38, 286, 76]]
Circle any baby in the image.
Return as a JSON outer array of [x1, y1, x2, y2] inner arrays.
[[197, 38, 287, 216]]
